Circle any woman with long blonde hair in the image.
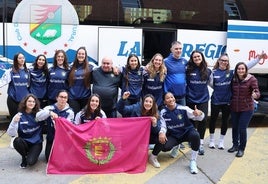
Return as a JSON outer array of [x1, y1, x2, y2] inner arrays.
[[143, 53, 167, 109]]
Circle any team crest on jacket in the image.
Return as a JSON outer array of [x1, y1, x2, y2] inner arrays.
[[177, 114, 182, 120], [84, 137, 115, 165]]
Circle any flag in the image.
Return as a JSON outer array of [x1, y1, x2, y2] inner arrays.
[[47, 117, 151, 174]]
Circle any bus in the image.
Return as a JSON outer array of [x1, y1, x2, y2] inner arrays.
[[0, 0, 268, 114]]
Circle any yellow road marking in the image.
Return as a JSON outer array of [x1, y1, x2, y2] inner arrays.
[[218, 128, 268, 184], [0, 130, 10, 148], [70, 149, 190, 184]]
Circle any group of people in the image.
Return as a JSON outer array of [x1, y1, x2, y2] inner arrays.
[[1, 42, 266, 174]]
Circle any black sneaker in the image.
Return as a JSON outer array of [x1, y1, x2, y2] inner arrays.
[[227, 146, 238, 153], [20, 159, 27, 169], [235, 150, 244, 157]]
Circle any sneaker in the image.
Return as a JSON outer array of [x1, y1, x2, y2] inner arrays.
[[10, 137, 15, 149], [148, 144, 155, 150], [218, 140, 225, 150], [149, 154, 160, 168], [209, 140, 215, 149], [179, 143, 185, 149], [198, 145, 205, 155], [190, 160, 198, 174], [170, 145, 180, 158], [188, 142, 191, 148], [20, 159, 27, 169]]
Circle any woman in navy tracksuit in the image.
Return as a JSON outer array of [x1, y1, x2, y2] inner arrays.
[[74, 93, 106, 125], [117, 91, 161, 149], [149, 92, 204, 174], [36, 90, 74, 162], [121, 54, 144, 105], [7, 94, 44, 168], [0, 53, 30, 119], [29, 54, 49, 108], [208, 52, 265, 149], [68, 47, 93, 115], [186, 50, 212, 156], [143, 53, 167, 109], [47, 50, 70, 105]]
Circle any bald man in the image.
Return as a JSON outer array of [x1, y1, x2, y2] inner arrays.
[[91, 57, 122, 118]]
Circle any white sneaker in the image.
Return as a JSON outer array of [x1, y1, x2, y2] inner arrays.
[[149, 154, 160, 168], [10, 137, 15, 149], [209, 140, 215, 149], [170, 145, 180, 158], [218, 140, 225, 150], [148, 144, 155, 150], [190, 160, 198, 174], [198, 144, 205, 155]]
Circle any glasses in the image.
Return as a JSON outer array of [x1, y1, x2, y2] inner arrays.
[[58, 96, 68, 99], [220, 59, 229, 62]]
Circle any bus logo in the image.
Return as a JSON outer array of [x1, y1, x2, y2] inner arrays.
[[30, 5, 62, 45], [12, 0, 79, 58]]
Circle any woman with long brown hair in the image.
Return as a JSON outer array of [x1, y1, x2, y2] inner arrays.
[[0, 52, 30, 119], [47, 49, 70, 105], [7, 94, 44, 168], [74, 93, 106, 125], [68, 47, 93, 115]]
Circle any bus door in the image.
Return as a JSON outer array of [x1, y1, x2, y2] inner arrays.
[[142, 29, 176, 65]]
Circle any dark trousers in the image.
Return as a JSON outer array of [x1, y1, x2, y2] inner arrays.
[[7, 96, 19, 119], [13, 137, 42, 166], [149, 133, 159, 145], [209, 103, 230, 135], [231, 110, 254, 151], [103, 108, 117, 118], [187, 102, 208, 139], [38, 98, 48, 109], [68, 98, 88, 115], [45, 140, 53, 162], [152, 129, 200, 155], [175, 96, 186, 106]]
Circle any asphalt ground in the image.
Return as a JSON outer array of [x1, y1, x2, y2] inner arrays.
[[0, 115, 267, 184]]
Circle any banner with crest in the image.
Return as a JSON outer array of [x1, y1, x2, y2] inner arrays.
[[47, 117, 151, 174]]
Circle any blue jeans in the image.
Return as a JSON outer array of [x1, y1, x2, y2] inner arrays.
[[231, 110, 254, 151]]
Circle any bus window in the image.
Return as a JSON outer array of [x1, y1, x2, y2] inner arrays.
[[4, 1, 268, 30]]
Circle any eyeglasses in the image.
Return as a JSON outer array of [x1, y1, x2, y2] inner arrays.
[[220, 59, 229, 62], [58, 96, 68, 99]]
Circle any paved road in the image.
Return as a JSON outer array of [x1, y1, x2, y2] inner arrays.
[[1, 125, 267, 184]]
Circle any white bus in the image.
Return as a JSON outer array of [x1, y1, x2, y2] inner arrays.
[[0, 0, 268, 114]]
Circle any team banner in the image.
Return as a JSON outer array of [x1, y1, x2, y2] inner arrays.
[[47, 117, 151, 174]]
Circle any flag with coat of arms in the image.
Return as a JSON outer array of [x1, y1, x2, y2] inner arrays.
[[47, 117, 151, 174]]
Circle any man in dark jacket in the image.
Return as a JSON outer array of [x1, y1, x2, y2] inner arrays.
[[92, 57, 122, 118]]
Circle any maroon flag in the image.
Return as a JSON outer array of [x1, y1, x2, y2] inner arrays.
[[47, 117, 151, 174]]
